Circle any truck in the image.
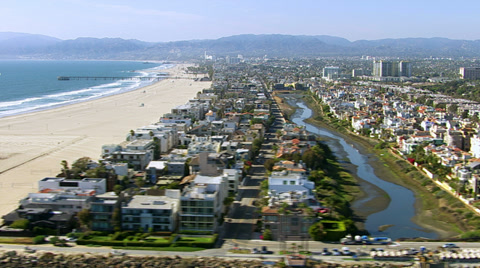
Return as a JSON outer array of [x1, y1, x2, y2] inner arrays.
[[340, 235, 392, 245]]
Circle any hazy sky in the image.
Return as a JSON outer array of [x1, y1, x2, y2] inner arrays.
[[1, 0, 479, 42]]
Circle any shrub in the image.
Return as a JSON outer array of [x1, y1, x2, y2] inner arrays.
[[263, 229, 273, 240], [32, 235, 46, 244]]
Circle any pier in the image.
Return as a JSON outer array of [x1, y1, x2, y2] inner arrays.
[[57, 76, 164, 81], [57, 76, 198, 81]]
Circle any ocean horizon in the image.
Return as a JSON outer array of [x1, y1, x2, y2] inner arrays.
[[0, 60, 172, 118]]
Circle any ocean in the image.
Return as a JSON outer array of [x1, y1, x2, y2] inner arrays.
[[0, 60, 171, 118]]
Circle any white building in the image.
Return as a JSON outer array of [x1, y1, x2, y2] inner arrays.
[[38, 177, 107, 194], [267, 170, 316, 207], [20, 192, 93, 213], [179, 175, 228, 232], [223, 169, 241, 194], [470, 132, 480, 158]]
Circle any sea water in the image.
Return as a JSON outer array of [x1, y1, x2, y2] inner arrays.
[[0, 60, 171, 118]]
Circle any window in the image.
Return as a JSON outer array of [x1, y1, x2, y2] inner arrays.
[[290, 181, 295, 185], [283, 180, 287, 185]]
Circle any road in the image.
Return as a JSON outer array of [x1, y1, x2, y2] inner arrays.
[[221, 95, 285, 242]]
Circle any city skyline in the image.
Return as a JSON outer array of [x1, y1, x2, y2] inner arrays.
[[1, 0, 480, 43]]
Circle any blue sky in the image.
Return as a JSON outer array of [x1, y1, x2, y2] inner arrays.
[[1, 0, 479, 42]]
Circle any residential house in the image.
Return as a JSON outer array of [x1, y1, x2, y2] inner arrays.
[[90, 192, 121, 231], [121, 190, 180, 232], [38, 177, 107, 195], [179, 175, 228, 233]]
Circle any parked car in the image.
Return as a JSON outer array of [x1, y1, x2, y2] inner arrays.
[[332, 248, 342, 256], [24, 246, 36, 253], [442, 243, 459, 248], [260, 246, 273, 254], [251, 248, 260, 254], [342, 246, 354, 256], [321, 248, 332, 255], [111, 250, 126, 256], [66, 237, 78, 242]]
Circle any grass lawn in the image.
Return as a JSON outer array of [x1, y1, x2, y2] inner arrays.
[[0, 237, 33, 244], [178, 236, 214, 243], [88, 236, 112, 241]]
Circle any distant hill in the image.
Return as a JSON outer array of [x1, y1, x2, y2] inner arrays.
[[1, 32, 479, 59], [0, 32, 62, 55]]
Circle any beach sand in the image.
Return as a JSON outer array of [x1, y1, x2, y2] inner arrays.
[[0, 63, 211, 218]]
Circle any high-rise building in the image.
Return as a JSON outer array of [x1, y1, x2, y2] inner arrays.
[[373, 60, 411, 77], [322, 66, 341, 80], [399, 61, 412, 77], [459, 67, 480, 80]]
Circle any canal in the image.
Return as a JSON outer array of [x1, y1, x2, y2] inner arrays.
[[290, 100, 438, 239]]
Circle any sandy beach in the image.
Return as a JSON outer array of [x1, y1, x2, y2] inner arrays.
[[0, 63, 211, 218]]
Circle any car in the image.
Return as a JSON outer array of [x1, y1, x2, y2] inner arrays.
[[24, 246, 36, 253], [66, 237, 78, 242], [321, 248, 332, 256], [260, 246, 273, 254], [342, 246, 354, 256], [111, 250, 126, 256], [332, 248, 342, 256], [251, 248, 260, 254], [442, 243, 459, 248]]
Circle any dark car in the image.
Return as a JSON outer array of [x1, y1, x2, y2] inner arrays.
[[321, 248, 332, 255], [442, 243, 459, 248], [261, 246, 273, 254]]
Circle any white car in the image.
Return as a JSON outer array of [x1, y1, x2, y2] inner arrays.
[[111, 250, 126, 256]]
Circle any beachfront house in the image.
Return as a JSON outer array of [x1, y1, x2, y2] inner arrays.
[[2, 207, 74, 235], [179, 175, 228, 233], [90, 192, 122, 231], [121, 190, 180, 232], [103, 140, 154, 171], [38, 177, 107, 195], [130, 123, 179, 154], [19, 191, 94, 213], [171, 102, 205, 121]]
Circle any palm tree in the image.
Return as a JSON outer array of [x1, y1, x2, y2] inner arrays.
[[61, 160, 69, 178]]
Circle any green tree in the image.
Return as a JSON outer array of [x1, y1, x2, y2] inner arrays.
[[135, 177, 145, 188], [223, 196, 234, 206], [60, 160, 70, 178], [10, 218, 29, 229], [264, 158, 277, 172], [262, 229, 273, 240], [111, 207, 122, 232], [77, 209, 92, 230], [113, 184, 124, 196], [308, 222, 326, 241]]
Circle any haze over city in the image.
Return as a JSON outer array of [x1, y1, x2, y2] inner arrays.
[[1, 0, 480, 42]]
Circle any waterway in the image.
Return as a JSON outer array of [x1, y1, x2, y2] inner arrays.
[[290, 100, 438, 239]]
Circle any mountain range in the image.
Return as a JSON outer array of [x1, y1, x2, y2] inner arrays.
[[1, 32, 479, 60]]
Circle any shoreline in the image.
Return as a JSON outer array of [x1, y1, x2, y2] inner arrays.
[[0, 63, 211, 218], [0, 61, 174, 120]]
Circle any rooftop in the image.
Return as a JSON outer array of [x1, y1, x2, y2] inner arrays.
[[123, 195, 177, 210]]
